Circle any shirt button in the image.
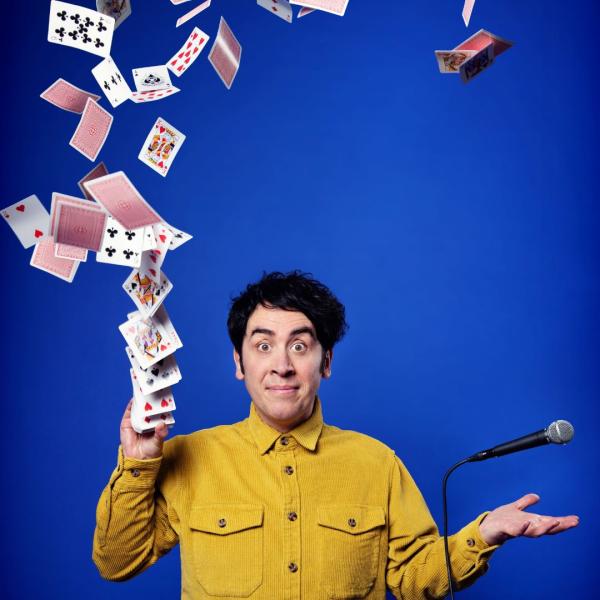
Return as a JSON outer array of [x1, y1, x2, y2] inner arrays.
[[288, 511, 298, 521], [280, 436, 289, 445], [284, 465, 294, 475], [288, 562, 298, 573], [466, 538, 475, 547], [131, 469, 140, 477], [348, 518, 357, 528], [218, 518, 227, 528]]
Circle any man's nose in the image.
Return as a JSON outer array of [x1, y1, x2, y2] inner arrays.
[[271, 348, 295, 376]]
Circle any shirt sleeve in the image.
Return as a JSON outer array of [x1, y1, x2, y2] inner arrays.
[[92, 443, 180, 581], [386, 455, 499, 599]]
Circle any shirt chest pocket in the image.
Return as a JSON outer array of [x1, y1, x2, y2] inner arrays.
[[317, 505, 386, 599], [189, 504, 264, 598]]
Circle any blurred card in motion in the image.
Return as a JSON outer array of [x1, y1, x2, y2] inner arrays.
[[40, 78, 101, 114], [69, 98, 113, 161], [96, 0, 131, 29], [257, 0, 293, 23], [208, 17, 242, 89]]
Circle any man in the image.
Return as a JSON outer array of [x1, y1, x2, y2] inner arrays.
[[93, 271, 578, 599]]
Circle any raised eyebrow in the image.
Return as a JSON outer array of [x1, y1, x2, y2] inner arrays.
[[249, 327, 275, 338], [289, 326, 316, 340]]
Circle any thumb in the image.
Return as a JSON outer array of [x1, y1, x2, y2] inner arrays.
[[153, 421, 169, 445], [514, 492, 540, 511]]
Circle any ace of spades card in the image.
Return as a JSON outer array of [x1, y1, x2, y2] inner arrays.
[[122, 269, 173, 317], [126, 347, 181, 395], [91, 57, 132, 107], [132, 66, 173, 93], [138, 118, 186, 177], [48, 1, 115, 58], [96, 214, 144, 268]]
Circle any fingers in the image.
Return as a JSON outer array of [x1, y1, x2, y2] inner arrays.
[[154, 421, 169, 444], [514, 493, 540, 511], [120, 398, 135, 430]]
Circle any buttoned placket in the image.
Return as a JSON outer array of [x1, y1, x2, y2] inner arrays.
[[276, 435, 301, 600]]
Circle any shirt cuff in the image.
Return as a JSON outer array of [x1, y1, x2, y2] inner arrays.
[[456, 512, 500, 564], [112, 445, 163, 490]]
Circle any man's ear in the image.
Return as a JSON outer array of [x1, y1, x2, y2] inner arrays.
[[233, 348, 244, 380], [321, 349, 333, 379]]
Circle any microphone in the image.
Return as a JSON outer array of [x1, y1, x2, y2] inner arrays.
[[466, 420, 574, 462]]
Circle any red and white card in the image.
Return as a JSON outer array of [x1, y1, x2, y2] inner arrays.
[[122, 268, 173, 318], [138, 118, 186, 177], [289, 0, 348, 17], [257, 0, 293, 23], [2, 195, 49, 249], [69, 98, 113, 161], [130, 87, 181, 103], [83, 171, 163, 230], [78, 162, 109, 200], [130, 369, 176, 418], [297, 6, 315, 17], [208, 17, 242, 90], [40, 78, 101, 114], [167, 27, 210, 77], [30, 237, 79, 283], [55, 243, 88, 262], [49, 193, 106, 251], [126, 346, 181, 395], [175, 0, 211, 28]]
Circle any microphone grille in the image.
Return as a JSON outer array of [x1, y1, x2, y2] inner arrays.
[[547, 420, 574, 444]]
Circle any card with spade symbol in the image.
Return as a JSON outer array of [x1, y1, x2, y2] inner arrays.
[[2, 195, 50, 249], [91, 57, 132, 108], [48, 1, 115, 58], [125, 346, 181, 395], [132, 66, 173, 93], [122, 268, 173, 317], [138, 224, 174, 285], [96, 214, 144, 268], [138, 117, 186, 177], [119, 313, 176, 369], [130, 369, 176, 418]]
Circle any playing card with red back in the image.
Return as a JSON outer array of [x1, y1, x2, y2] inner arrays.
[[40, 78, 101, 114], [78, 162, 109, 200], [175, 0, 211, 28], [30, 237, 79, 283], [69, 98, 113, 161], [208, 17, 242, 89], [454, 28, 513, 57], [290, 0, 349, 16], [167, 27, 210, 77], [54, 202, 107, 251], [83, 171, 163, 230]]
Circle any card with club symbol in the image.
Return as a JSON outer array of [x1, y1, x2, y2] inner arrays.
[[126, 347, 181, 395], [96, 215, 144, 267]]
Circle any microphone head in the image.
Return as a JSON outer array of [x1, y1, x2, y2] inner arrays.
[[547, 420, 574, 444]]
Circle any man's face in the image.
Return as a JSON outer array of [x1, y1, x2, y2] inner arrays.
[[233, 304, 332, 433]]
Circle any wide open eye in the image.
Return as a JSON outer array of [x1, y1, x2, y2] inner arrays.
[[257, 342, 271, 352], [291, 342, 307, 353]]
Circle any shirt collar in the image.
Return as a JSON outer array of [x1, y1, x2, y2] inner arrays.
[[248, 396, 324, 455]]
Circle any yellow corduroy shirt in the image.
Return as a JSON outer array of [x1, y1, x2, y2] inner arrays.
[[93, 397, 499, 599]]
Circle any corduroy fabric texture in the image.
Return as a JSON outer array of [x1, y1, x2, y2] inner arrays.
[[93, 397, 498, 599]]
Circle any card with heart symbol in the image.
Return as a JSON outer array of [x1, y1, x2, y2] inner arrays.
[[122, 269, 173, 318], [119, 312, 176, 369], [138, 117, 186, 177], [167, 27, 210, 76], [138, 224, 174, 284], [2, 195, 50, 249], [125, 346, 181, 395], [130, 369, 177, 418]]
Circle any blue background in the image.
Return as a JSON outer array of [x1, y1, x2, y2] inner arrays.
[[2, 1, 598, 598]]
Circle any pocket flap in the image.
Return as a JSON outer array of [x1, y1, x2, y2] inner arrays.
[[190, 504, 264, 535], [317, 505, 385, 535]]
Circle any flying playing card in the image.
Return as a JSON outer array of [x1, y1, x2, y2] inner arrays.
[[83, 171, 163, 230], [257, 0, 293, 23], [297, 6, 315, 17], [55, 243, 88, 261], [54, 201, 107, 251], [164, 222, 192, 250], [30, 237, 79, 283], [122, 269, 173, 317], [69, 98, 113, 161], [126, 346, 181, 395], [91, 57, 132, 108], [175, 0, 211, 28], [2, 195, 49, 249], [138, 118, 186, 177], [40, 78, 101, 114], [142, 226, 158, 251], [289, 0, 348, 17], [462, 0, 475, 27], [78, 162, 109, 200], [435, 50, 478, 74], [139, 224, 174, 284], [167, 27, 210, 77], [130, 369, 176, 417], [49, 193, 100, 234], [119, 312, 177, 368], [96, 0, 132, 29], [153, 305, 183, 351], [132, 66, 173, 93], [130, 395, 175, 434], [96, 214, 144, 267], [454, 29, 513, 57], [458, 44, 495, 83], [130, 87, 181, 103], [208, 17, 242, 90], [48, 1, 115, 58]]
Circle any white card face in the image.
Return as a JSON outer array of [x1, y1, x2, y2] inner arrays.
[[129, 380, 175, 434], [257, 0, 293, 23], [167, 27, 210, 77], [2, 195, 50, 249], [96, 214, 144, 268], [48, 1, 115, 58], [132, 66, 173, 93], [164, 222, 192, 251], [126, 346, 181, 395], [96, 0, 132, 29], [153, 305, 183, 351], [119, 313, 177, 369], [92, 56, 132, 107], [138, 118, 186, 177], [140, 223, 174, 282], [142, 226, 158, 251], [130, 370, 176, 417], [122, 269, 173, 318]]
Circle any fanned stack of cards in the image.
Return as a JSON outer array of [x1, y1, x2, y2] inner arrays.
[[435, 29, 513, 83]]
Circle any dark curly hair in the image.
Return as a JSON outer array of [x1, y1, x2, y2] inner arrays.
[[227, 271, 348, 359]]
